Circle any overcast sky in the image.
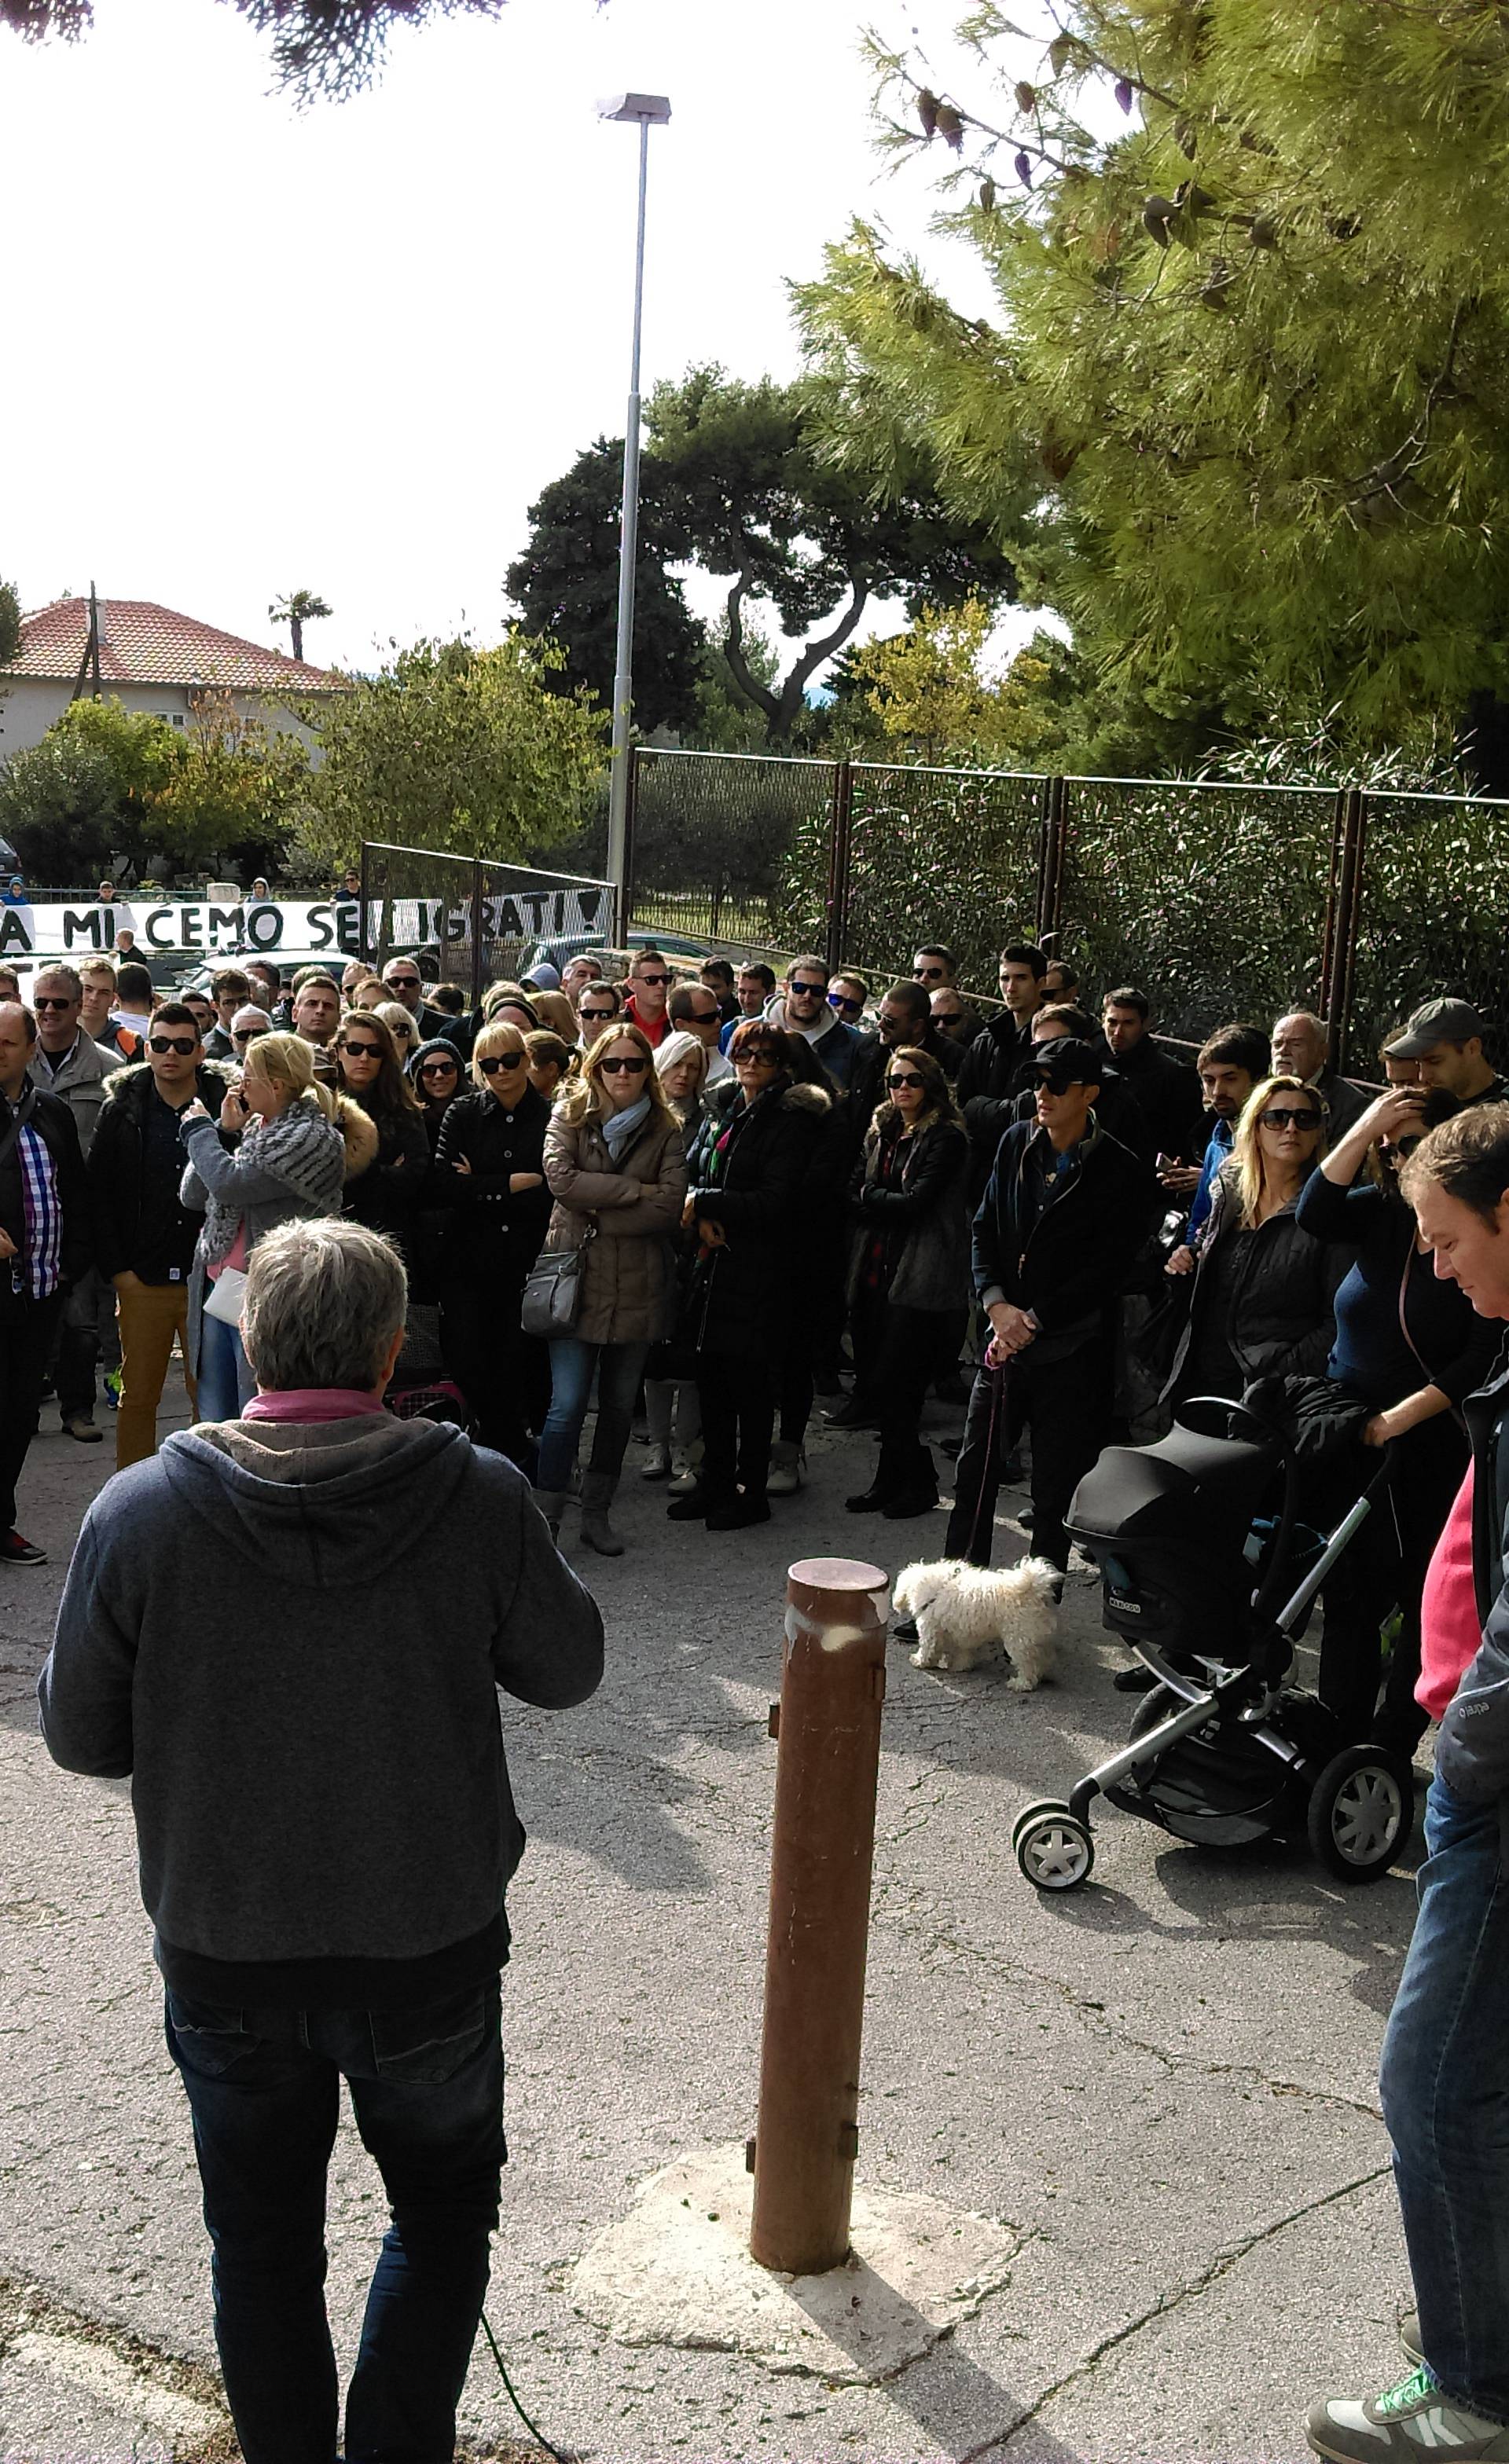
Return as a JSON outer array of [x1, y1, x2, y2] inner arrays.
[[1, 0, 1018, 679]]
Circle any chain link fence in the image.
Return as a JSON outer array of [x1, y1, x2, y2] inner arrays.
[[1055, 777, 1338, 1043], [842, 764, 1045, 994], [628, 749, 832, 955]]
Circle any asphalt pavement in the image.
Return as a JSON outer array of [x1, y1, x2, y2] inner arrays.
[[0, 1379, 1424, 2462]]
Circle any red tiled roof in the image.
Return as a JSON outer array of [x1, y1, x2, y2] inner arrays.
[[7, 598, 340, 691]]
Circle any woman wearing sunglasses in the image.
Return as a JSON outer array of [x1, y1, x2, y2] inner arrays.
[[843, 1045, 968, 1518], [534, 1027, 687, 1551], [334, 1010, 429, 1260], [432, 1020, 553, 1468], [1292, 1084, 1499, 1754], [179, 1033, 354, 1419], [668, 1021, 832, 1530], [1166, 1074, 1346, 1409]]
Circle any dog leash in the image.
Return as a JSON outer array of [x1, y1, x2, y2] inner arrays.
[[963, 1359, 1008, 1560]]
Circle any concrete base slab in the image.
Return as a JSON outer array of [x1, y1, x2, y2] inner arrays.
[[568, 2143, 1023, 2384]]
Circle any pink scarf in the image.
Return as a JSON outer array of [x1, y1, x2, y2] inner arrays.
[[241, 1388, 387, 1423]]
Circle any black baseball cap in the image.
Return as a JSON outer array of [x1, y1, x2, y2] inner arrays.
[[1384, 998, 1489, 1059], [1030, 1036, 1103, 1093]]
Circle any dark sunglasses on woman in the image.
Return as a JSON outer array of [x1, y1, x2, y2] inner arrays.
[[1259, 1106, 1322, 1131], [340, 1039, 383, 1060], [887, 1072, 927, 1090], [419, 1059, 457, 1078], [479, 1053, 525, 1074], [600, 1055, 648, 1076]]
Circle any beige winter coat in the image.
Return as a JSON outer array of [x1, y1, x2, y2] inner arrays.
[[542, 1105, 687, 1346]]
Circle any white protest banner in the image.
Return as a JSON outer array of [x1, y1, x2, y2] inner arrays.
[[0, 881, 610, 966]]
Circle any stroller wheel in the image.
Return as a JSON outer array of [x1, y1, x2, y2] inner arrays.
[[1015, 1808, 1095, 1891], [1012, 1796, 1072, 1850], [1306, 1747, 1413, 1882]]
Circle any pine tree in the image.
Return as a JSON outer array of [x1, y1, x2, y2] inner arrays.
[[794, 3, 1509, 751]]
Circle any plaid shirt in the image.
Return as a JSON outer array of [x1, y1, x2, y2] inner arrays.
[[16, 1113, 62, 1300]]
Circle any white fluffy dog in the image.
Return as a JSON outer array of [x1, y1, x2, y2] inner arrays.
[[892, 1556, 1062, 1688]]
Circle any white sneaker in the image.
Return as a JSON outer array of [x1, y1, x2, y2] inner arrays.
[[767, 1439, 804, 1497], [668, 1447, 701, 1496], [640, 1443, 672, 1480], [1307, 2370, 1509, 2462]]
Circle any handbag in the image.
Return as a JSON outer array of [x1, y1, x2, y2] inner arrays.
[[520, 1226, 593, 1339], [204, 1266, 248, 1326]]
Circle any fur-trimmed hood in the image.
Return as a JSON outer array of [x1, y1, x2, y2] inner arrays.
[[100, 1055, 236, 1117], [706, 1073, 832, 1123]]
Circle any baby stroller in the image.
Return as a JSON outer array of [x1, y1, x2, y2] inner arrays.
[[1012, 1395, 1413, 1892]]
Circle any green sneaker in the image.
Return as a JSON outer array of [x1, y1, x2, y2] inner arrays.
[[1307, 2369, 1509, 2462]]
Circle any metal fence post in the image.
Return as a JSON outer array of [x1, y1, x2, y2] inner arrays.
[[621, 746, 640, 943], [747, 1555, 887, 2278], [1034, 776, 1067, 948], [1320, 786, 1367, 1072], [469, 857, 485, 1009], [824, 760, 854, 977]]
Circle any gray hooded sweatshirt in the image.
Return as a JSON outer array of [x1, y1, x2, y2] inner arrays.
[[39, 1412, 604, 2006]]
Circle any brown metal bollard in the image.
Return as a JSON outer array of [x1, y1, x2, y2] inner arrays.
[[747, 1555, 888, 2277]]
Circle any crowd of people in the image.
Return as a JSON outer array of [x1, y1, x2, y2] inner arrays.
[[2, 932, 1504, 1757], [20, 920, 1509, 2464]]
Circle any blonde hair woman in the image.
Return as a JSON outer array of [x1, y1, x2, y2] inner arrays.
[[178, 1032, 354, 1420], [535, 1023, 687, 1550], [432, 1020, 553, 1467], [1169, 1073, 1346, 1405]]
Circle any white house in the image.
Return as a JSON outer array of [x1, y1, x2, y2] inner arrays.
[[0, 596, 342, 764]]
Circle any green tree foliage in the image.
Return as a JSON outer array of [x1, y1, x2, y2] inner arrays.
[[643, 365, 1018, 742], [1, 0, 508, 98], [505, 439, 706, 737], [299, 634, 603, 871], [0, 695, 310, 879], [0, 728, 122, 880], [795, 3, 1509, 754], [0, 577, 20, 670], [269, 589, 332, 665]]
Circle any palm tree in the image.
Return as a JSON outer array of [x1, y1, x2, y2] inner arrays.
[[269, 589, 332, 665]]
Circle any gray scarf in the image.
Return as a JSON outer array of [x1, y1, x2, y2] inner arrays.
[[601, 1091, 652, 1160]]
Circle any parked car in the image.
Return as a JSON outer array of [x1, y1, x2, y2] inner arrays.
[[517, 926, 714, 978]]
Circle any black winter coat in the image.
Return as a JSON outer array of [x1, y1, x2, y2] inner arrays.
[[1169, 1164, 1348, 1399], [342, 1093, 431, 1259], [431, 1084, 552, 1286], [1089, 1034, 1204, 1164], [684, 1076, 830, 1362], [0, 1078, 92, 1306], [972, 1117, 1156, 1351], [848, 1114, 969, 1314], [89, 1061, 233, 1283]]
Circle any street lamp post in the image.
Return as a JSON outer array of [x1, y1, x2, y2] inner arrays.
[[597, 90, 671, 949]]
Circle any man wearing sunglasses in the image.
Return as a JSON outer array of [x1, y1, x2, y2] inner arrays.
[[90, 1002, 233, 1470], [668, 983, 733, 1082], [912, 944, 956, 990], [828, 972, 871, 1031], [576, 980, 623, 1051], [381, 953, 456, 1047], [766, 954, 861, 1090], [623, 950, 673, 1048]]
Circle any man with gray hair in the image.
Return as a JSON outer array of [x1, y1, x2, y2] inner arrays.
[[1271, 1009, 1371, 1137], [39, 1216, 604, 2462]]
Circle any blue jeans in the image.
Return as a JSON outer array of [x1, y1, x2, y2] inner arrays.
[[1380, 1773, 1509, 2424], [196, 1311, 254, 1423], [536, 1335, 649, 1492], [166, 1980, 505, 2464]]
